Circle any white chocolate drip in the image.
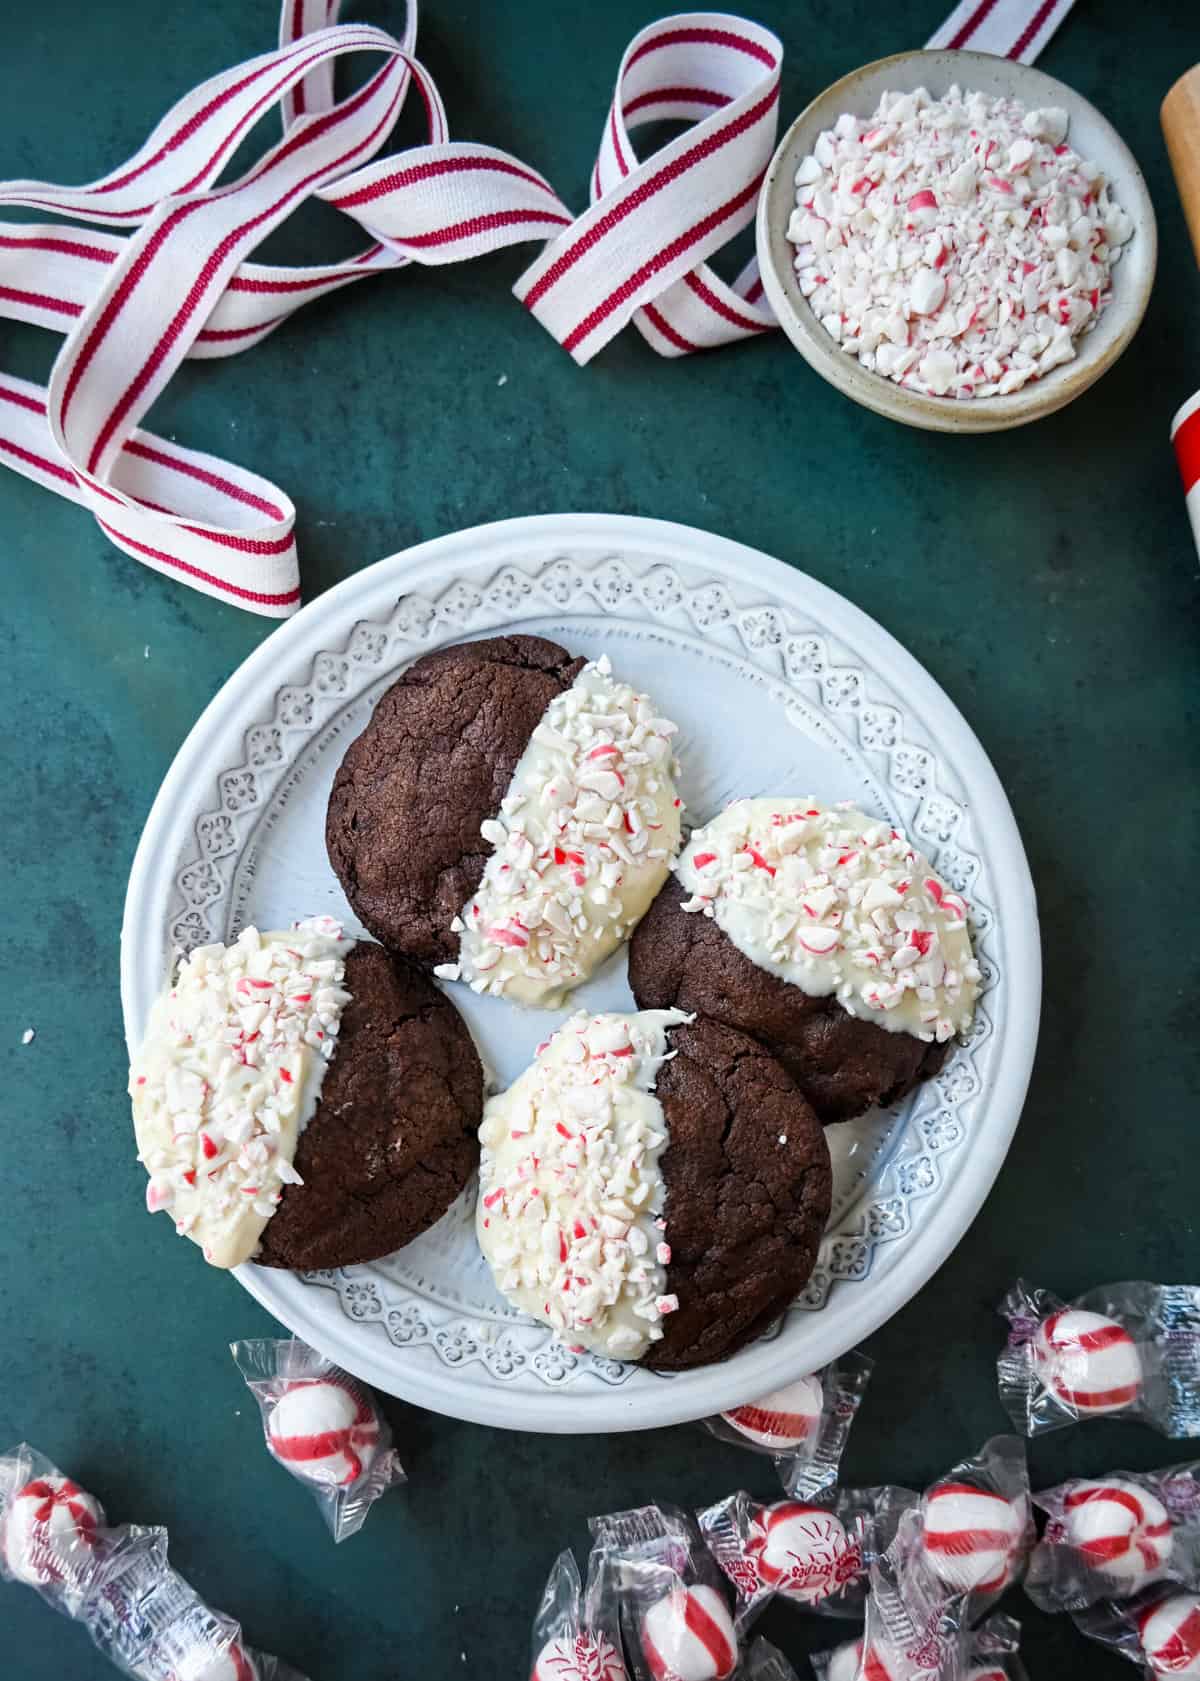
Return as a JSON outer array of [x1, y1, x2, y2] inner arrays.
[[437, 657, 682, 1007], [677, 799, 979, 1041], [476, 1010, 688, 1361], [130, 918, 352, 1268]]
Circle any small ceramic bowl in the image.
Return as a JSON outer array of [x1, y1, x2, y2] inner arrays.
[[755, 49, 1157, 433]]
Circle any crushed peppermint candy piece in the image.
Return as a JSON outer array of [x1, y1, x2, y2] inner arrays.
[[129, 918, 353, 1268], [787, 85, 1134, 399], [676, 800, 980, 1043], [456, 656, 683, 1007], [476, 1009, 689, 1361]]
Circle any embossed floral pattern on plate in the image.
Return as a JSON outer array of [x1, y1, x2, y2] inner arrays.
[[123, 516, 1037, 1429]]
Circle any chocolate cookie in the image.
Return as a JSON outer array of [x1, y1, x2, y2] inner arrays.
[[326, 635, 585, 965], [475, 1009, 829, 1373], [257, 942, 482, 1270], [645, 1017, 831, 1372], [629, 876, 947, 1124]]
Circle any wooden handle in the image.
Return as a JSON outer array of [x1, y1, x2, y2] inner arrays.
[[1163, 64, 1200, 270]]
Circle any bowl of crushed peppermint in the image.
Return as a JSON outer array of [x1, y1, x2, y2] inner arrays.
[[756, 49, 1157, 432]]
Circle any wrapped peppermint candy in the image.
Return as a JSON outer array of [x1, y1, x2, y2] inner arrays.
[[998, 1280, 1200, 1438], [701, 1353, 873, 1499], [231, 1338, 405, 1542], [0, 1443, 305, 1680], [848, 1437, 1032, 1681], [88, 1528, 306, 1681], [909, 1437, 1033, 1613], [857, 1508, 972, 1681], [811, 1638, 880, 1681], [1026, 1460, 1200, 1613], [812, 1613, 1027, 1680], [1073, 1585, 1200, 1677], [699, 1486, 917, 1631], [1, 1442, 109, 1617], [590, 1504, 739, 1681], [530, 1548, 628, 1681], [810, 1638, 864, 1681]]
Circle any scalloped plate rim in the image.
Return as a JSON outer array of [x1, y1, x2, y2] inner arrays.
[[120, 513, 1040, 1433]]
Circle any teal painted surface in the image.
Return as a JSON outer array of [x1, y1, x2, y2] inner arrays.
[[1, 1, 1197, 1676]]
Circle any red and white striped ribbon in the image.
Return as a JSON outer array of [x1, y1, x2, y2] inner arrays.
[[516, 16, 781, 363], [0, 1, 574, 615], [925, 0, 1075, 63], [1171, 392, 1200, 560], [0, 0, 1076, 614]]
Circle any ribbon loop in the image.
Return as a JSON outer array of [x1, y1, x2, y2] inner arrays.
[[514, 13, 782, 365], [0, 1, 1078, 614]]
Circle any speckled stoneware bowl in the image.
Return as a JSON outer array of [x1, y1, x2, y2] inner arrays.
[[756, 49, 1157, 433]]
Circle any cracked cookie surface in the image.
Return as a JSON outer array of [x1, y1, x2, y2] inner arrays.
[[629, 877, 947, 1125], [326, 635, 585, 965], [257, 943, 483, 1270], [646, 1017, 831, 1372]]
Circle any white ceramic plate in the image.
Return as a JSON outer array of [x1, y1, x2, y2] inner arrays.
[[121, 514, 1040, 1432], [756, 50, 1157, 433]]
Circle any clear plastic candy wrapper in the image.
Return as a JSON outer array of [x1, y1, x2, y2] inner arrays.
[[957, 1616, 1029, 1681], [858, 1509, 971, 1681], [231, 1336, 405, 1542], [998, 1279, 1200, 1438], [1026, 1459, 1200, 1613], [905, 1436, 1033, 1618], [744, 1637, 804, 1680], [0, 1440, 108, 1610], [812, 1613, 1027, 1680], [0, 1442, 306, 1680], [1073, 1585, 1200, 1676], [530, 1546, 628, 1680], [850, 1436, 1032, 1681], [701, 1352, 873, 1498], [698, 1486, 918, 1631], [590, 1503, 739, 1681]]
